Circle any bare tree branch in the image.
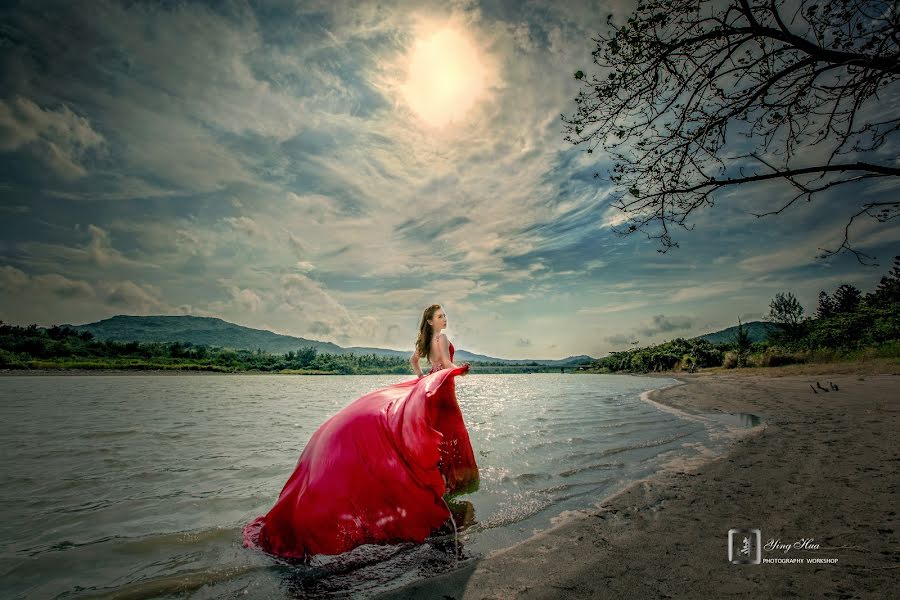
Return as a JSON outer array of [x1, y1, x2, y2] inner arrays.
[[563, 0, 900, 262]]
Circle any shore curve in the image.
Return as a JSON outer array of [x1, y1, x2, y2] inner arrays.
[[378, 372, 899, 600]]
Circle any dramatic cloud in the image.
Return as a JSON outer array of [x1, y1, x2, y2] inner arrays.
[[279, 273, 378, 344], [222, 216, 268, 239], [637, 315, 695, 338], [0, 96, 105, 179], [102, 280, 167, 313], [605, 333, 634, 346], [1, 0, 897, 358], [0, 265, 181, 324]]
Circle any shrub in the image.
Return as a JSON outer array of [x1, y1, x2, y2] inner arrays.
[[723, 351, 739, 368], [754, 347, 806, 367], [678, 354, 696, 371], [807, 348, 839, 363], [0, 348, 22, 367]]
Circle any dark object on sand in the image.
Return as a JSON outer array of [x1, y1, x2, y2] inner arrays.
[[829, 381, 840, 391], [810, 385, 818, 394], [816, 381, 830, 392]]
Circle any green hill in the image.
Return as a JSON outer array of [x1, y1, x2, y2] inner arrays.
[[693, 321, 772, 344], [61, 315, 596, 365], [64, 315, 343, 354], [343, 346, 411, 358], [65, 315, 770, 362]]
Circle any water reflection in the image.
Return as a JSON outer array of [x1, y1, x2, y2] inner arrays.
[[1, 373, 716, 599]]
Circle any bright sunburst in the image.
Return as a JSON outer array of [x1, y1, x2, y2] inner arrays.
[[401, 25, 489, 128]]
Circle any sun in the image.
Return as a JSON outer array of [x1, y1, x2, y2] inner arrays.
[[401, 26, 489, 128]]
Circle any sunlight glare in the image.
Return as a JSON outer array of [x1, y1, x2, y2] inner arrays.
[[402, 26, 489, 128]]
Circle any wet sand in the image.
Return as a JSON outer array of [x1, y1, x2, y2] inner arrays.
[[380, 372, 900, 599]]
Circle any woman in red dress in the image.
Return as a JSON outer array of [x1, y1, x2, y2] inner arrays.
[[242, 304, 478, 560]]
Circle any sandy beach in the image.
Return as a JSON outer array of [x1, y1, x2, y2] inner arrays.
[[380, 370, 900, 599]]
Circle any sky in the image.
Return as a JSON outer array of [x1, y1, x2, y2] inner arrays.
[[1, 0, 898, 360]]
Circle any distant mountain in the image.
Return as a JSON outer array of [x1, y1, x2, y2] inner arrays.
[[64, 315, 597, 365], [348, 347, 593, 365], [546, 354, 598, 366], [343, 346, 411, 358], [454, 349, 504, 363], [693, 321, 773, 344], [453, 351, 596, 366], [65, 315, 343, 354]]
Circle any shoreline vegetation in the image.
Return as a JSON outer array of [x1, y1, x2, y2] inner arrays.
[[2, 256, 898, 375], [4, 355, 898, 377], [587, 256, 900, 376], [0, 327, 585, 375]]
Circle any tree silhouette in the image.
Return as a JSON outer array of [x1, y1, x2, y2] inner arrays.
[[815, 290, 835, 319], [867, 254, 900, 306], [832, 284, 862, 313], [767, 291, 806, 342], [732, 317, 752, 366], [563, 0, 899, 264]]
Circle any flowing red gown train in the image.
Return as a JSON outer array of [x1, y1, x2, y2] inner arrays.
[[242, 342, 478, 559]]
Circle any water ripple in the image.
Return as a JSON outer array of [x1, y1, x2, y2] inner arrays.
[[0, 373, 716, 600]]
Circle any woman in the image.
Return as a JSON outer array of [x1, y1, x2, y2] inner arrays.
[[411, 305, 462, 378], [242, 304, 478, 560]]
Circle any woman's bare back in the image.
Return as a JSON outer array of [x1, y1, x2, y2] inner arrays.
[[429, 334, 449, 370]]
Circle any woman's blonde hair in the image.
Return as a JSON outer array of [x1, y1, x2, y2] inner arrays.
[[415, 304, 442, 361]]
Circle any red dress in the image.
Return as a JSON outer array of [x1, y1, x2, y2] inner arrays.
[[242, 342, 478, 560]]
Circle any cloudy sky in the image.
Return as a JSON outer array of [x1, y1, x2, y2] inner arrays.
[[1, 0, 898, 359]]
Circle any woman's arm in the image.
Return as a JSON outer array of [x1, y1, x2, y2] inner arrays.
[[410, 351, 425, 378]]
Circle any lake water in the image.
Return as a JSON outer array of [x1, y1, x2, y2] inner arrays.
[[0, 373, 747, 599]]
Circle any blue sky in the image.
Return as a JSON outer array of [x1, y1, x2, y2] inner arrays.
[[1, 0, 898, 359]]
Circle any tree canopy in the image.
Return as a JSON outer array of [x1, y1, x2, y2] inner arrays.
[[563, 0, 899, 263]]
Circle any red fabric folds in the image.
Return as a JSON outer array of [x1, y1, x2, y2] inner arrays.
[[242, 343, 478, 560]]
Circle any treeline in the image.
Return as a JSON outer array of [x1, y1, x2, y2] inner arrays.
[[593, 256, 900, 373], [0, 324, 413, 374], [0, 324, 586, 374], [765, 255, 900, 351], [595, 337, 726, 373]]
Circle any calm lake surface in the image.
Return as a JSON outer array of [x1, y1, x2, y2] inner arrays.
[[0, 373, 748, 599]]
